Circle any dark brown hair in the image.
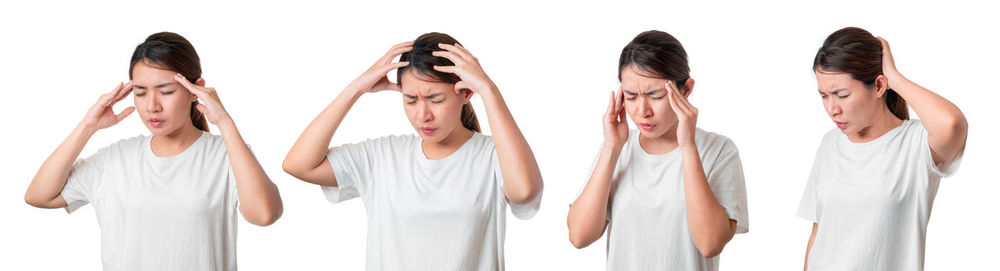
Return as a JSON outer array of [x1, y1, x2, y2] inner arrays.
[[128, 32, 210, 131], [397, 32, 481, 133], [618, 30, 690, 92], [813, 27, 909, 120]]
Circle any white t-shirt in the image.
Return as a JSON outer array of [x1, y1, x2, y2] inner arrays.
[[797, 119, 963, 271], [322, 133, 541, 271], [575, 129, 749, 271], [61, 132, 240, 271]]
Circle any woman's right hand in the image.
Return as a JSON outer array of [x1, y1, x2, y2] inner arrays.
[[82, 81, 135, 131], [603, 86, 629, 151], [348, 41, 413, 94]]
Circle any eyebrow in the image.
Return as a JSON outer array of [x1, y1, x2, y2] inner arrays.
[[623, 89, 665, 96], [403, 93, 444, 99], [134, 82, 176, 89], [818, 88, 847, 95]]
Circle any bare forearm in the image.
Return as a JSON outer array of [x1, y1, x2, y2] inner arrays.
[[283, 87, 362, 177], [25, 122, 97, 208], [568, 145, 620, 248], [681, 146, 734, 257], [889, 72, 967, 141], [804, 223, 818, 271], [218, 120, 282, 226], [479, 87, 542, 204]]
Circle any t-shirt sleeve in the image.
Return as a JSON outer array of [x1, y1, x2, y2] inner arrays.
[[496, 150, 541, 220], [918, 124, 964, 178], [322, 138, 379, 203], [707, 140, 750, 234], [796, 144, 824, 224], [61, 151, 108, 214]]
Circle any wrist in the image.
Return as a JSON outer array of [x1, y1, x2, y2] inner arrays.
[[474, 82, 500, 100], [602, 143, 624, 156], [215, 118, 237, 134], [74, 121, 99, 139], [343, 83, 367, 100]]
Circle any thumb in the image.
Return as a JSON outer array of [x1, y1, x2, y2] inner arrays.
[[116, 106, 136, 122], [387, 83, 402, 91]]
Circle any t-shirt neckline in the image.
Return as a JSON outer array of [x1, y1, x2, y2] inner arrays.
[[631, 130, 682, 160], [838, 119, 912, 147], [144, 131, 210, 162], [416, 132, 480, 165]]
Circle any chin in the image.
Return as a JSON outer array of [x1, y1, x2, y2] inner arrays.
[[416, 131, 442, 143], [637, 127, 665, 139]]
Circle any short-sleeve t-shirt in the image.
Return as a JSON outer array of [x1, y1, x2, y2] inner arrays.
[[797, 119, 963, 270], [322, 132, 541, 271], [60, 132, 240, 271], [576, 129, 749, 271]]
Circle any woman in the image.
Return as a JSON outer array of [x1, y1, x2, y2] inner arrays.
[[24, 32, 283, 271], [567, 30, 749, 270], [798, 27, 967, 270], [282, 32, 543, 270]]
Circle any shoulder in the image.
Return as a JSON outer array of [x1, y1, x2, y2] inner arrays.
[[338, 134, 419, 151], [695, 128, 739, 153], [900, 119, 926, 136], [100, 134, 149, 153], [817, 127, 843, 147]]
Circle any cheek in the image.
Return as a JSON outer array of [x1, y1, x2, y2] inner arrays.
[[166, 96, 192, 115], [436, 103, 461, 122], [652, 100, 673, 115]]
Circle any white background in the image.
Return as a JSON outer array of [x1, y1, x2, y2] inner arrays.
[[2, 0, 996, 270]]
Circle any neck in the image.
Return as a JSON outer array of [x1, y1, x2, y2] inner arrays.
[[150, 123, 203, 157], [421, 127, 474, 160], [850, 107, 904, 143], [639, 123, 680, 155]]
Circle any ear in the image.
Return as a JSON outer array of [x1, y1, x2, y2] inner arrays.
[[682, 78, 696, 98], [461, 89, 474, 104], [873, 75, 889, 98]]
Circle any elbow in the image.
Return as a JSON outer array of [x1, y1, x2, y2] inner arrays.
[[567, 220, 598, 249], [694, 234, 731, 258], [248, 207, 283, 227], [949, 113, 969, 136], [281, 158, 303, 180], [568, 230, 594, 249], [24, 190, 50, 208], [24, 193, 41, 208], [507, 178, 543, 205], [697, 244, 725, 258]]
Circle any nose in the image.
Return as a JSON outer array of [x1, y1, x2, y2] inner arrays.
[[417, 101, 434, 123], [825, 97, 841, 117], [145, 92, 162, 113], [636, 97, 653, 118]]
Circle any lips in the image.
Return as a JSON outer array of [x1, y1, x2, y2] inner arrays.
[[640, 123, 655, 131], [149, 118, 164, 128], [420, 127, 436, 135], [835, 121, 846, 129]]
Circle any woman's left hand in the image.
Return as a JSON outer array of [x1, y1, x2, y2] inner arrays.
[[877, 37, 903, 87], [431, 43, 497, 95], [666, 81, 698, 148], [174, 73, 232, 125]]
